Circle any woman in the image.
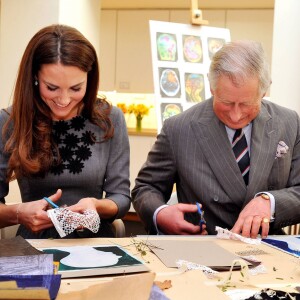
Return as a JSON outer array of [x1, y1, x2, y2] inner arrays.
[[0, 24, 130, 238]]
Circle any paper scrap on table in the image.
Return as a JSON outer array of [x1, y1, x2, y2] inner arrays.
[[149, 240, 249, 270], [176, 259, 218, 278], [215, 226, 261, 245]]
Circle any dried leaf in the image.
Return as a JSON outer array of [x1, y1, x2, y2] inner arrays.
[[154, 280, 172, 290]]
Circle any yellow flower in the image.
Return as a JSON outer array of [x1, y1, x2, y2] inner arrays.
[[117, 103, 152, 119], [117, 103, 128, 114], [128, 104, 152, 118]]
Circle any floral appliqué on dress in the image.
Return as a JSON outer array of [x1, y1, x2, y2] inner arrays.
[[51, 116, 96, 175]]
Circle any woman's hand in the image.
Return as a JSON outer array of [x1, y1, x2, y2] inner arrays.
[[18, 189, 62, 232], [68, 197, 97, 213], [68, 198, 118, 219]]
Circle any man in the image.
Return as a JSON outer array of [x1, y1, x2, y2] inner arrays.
[[132, 40, 300, 238]]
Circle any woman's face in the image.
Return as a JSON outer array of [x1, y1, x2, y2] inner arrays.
[[37, 63, 88, 121]]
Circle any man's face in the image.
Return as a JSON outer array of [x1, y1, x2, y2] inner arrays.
[[212, 75, 262, 129]]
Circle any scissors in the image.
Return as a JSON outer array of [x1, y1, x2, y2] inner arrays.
[[43, 196, 59, 209], [196, 202, 206, 233]]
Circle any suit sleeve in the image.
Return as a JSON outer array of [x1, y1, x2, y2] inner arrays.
[[132, 121, 177, 233], [268, 110, 300, 230]]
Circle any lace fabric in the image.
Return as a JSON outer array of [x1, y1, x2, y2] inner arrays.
[[47, 208, 100, 238]]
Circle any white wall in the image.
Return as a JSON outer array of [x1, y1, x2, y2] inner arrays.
[[0, 0, 59, 107], [99, 8, 274, 94], [0, 0, 101, 204], [270, 0, 300, 114], [59, 0, 101, 57], [0, 0, 101, 108]]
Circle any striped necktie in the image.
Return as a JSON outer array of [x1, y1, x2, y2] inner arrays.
[[232, 129, 250, 185]]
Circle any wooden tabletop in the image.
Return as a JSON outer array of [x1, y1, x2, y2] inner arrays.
[[28, 236, 300, 300]]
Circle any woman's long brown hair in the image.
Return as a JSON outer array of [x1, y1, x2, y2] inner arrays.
[[3, 24, 113, 180]]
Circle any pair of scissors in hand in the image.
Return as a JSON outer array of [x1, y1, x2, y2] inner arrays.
[[44, 197, 59, 209], [196, 202, 206, 233]]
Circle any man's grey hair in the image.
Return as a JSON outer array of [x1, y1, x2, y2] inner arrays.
[[208, 40, 271, 96]]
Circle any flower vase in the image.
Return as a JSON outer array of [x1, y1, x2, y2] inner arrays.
[[136, 116, 143, 132]]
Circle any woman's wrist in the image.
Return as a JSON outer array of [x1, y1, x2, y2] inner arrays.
[[16, 203, 22, 224], [96, 199, 118, 219]]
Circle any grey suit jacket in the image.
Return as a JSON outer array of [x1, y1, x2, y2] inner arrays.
[[132, 98, 300, 234]]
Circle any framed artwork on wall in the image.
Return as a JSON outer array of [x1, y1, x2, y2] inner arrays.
[[149, 20, 230, 132]]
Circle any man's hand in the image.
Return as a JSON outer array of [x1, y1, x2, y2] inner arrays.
[[231, 195, 271, 238], [156, 203, 207, 235]]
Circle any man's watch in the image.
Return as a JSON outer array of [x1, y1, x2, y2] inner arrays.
[[260, 193, 270, 200], [259, 193, 275, 221]]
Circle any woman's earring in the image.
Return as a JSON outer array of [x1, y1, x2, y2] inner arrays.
[[34, 80, 38, 86]]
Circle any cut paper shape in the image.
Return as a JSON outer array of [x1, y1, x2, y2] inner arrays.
[[57, 246, 121, 268]]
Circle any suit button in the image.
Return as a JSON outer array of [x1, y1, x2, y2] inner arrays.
[[268, 186, 274, 190], [213, 195, 219, 202]]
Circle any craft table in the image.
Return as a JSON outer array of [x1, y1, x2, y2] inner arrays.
[[28, 236, 300, 300]]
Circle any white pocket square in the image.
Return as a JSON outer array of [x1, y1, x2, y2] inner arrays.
[[275, 141, 289, 159]]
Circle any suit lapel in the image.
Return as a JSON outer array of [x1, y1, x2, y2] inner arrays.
[[246, 104, 278, 200], [190, 100, 247, 202]]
